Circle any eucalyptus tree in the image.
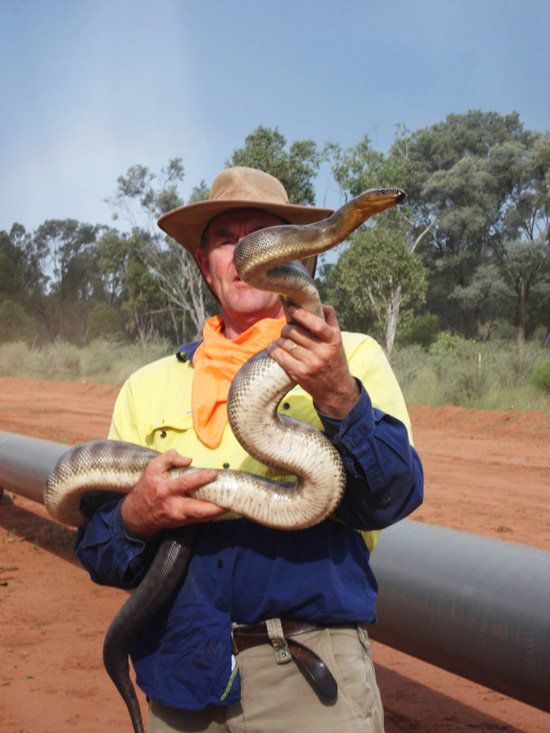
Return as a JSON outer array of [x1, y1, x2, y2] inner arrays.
[[407, 111, 549, 343], [106, 159, 212, 342], [228, 125, 321, 205], [0, 224, 49, 342], [33, 219, 100, 343], [487, 132, 550, 345], [323, 131, 430, 356], [323, 214, 427, 359], [0, 224, 48, 306]]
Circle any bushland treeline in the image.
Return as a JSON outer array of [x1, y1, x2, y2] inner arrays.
[[1, 111, 549, 362]]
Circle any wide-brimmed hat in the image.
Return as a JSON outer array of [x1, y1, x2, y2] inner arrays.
[[157, 166, 334, 257]]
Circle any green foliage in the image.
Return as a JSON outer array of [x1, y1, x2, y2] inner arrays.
[[120, 236, 168, 342], [1, 336, 547, 413], [31, 219, 102, 344], [0, 116, 548, 377], [397, 314, 441, 348], [187, 180, 210, 203], [532, 325, 550, 346], [106, 159, 185, 222], [322, 130, 432, 357], [0, 337, 174, 383], [228, 126, 321, 205], [406, 111, 550, 342], [0, 300, 36, 343], [0, 340, 81, 379], [78, 338, 174, 383], [531, 357, 550, 392], [105, 162, 213, 344], [392, 336, 550, 411], [323, 215, 427, 356], [325, 131, 412, 197], [491, 320, 517, 341], [87, 304, 124, 341]]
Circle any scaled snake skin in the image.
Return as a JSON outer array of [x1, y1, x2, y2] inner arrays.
[[44, 187, 405, 732]]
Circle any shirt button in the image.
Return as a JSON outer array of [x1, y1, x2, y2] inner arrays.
[[217, 559, 223, 569], [223, 462, 230, 469], [160, 430, 167, 438], [282, 403, 290, 410]]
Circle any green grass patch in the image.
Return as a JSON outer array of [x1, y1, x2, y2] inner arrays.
[[0, 338, 175, 384], [1, 334, 549, 413], [392, 335, 550, 413]]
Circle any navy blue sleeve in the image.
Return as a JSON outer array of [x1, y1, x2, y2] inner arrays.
[[74, 500, 161, 588], [317, 381, 423, 530]]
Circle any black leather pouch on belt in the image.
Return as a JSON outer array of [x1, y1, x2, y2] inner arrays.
[[231, 620, 338, 701]]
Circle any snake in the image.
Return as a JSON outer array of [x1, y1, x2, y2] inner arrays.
[[44, 187, 405, 733]]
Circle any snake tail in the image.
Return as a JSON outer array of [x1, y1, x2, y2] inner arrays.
[[103, 528, 195, 733]]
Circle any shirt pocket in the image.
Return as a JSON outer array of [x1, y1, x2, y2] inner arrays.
[[147, 411, 196, 454]]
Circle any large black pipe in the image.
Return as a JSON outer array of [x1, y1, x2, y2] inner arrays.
[[368, 520, 550, 712], [0, 430, 66, 503], [1, 430, 549, 712]]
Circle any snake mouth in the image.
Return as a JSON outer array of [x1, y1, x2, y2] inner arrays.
[[377, 188, 406, 203]]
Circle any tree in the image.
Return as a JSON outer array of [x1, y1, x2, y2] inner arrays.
[[106, 160, 213, 342], [0, 225, 48, 329], [228, 126, 321, 205], [405, 111, 549, 342], [187, 180, 210, 203], [106, 159, 186, 228], [32, 219, 100, 343], [120, 233, 169, 343], [487, 133, 550, 345], [324, 131, 430, 354], [449, 263, 510, 340], [0, 299, 36, 343], [324, 214, 427, 358]]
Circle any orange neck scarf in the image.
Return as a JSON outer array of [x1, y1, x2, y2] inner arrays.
[[192, 314, 286, 449]]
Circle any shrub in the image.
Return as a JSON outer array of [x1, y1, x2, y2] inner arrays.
[[0, 300, 36, 343], [531, 325, 550, 348], [87, 304, 124, 342], [430, 331, 468, 354], [0, 341, 33, 376], [492, 320, 517, 341], [40, 341, 82, 379], [532, 357, 550, 392], [397, 314, 441, 349], [392, 338, 550, 412]]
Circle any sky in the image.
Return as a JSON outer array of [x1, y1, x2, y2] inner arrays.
[[1, 0, 549, 234]]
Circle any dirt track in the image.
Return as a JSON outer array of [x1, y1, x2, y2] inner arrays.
[[1, 376, 549, 731]]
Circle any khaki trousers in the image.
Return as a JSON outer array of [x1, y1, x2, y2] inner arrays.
[[148, 625, 384, 732]]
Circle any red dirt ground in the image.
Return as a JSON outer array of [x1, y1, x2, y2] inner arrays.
[[1, 376, 549, 732]]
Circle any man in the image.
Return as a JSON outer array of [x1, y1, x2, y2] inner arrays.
[[76, 166, 423, 732]]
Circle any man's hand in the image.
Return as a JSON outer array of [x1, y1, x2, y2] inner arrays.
[[121, 450, 224, 538], [267, 304, 359, 419]]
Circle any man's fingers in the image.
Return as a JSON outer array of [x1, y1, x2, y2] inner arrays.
[[149, 450, 192, 475], [322, 304, 339, 328], [269, 336, 298, 354], [174, 497, 227, 521], [167, 467, 218, 494], [287, 305, 334, 341]]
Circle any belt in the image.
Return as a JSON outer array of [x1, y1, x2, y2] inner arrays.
[[231, 619, 338, 701]]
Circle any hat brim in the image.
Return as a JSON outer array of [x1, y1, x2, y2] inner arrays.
[[157, 198, 334, 257]]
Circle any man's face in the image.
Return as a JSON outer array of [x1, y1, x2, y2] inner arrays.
[[195, 208, 286, 329]]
